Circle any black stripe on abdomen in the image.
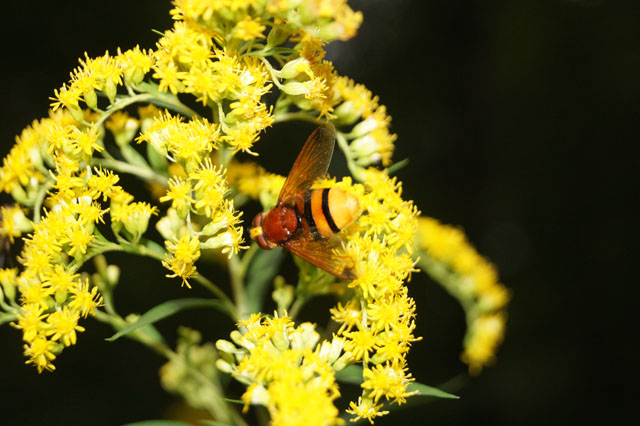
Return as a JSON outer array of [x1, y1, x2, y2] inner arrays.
[[303, 194, 318, 232], [322, 188, 341, 233]]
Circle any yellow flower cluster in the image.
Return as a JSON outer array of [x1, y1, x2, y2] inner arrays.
[[222, 165, 421, 422], [416, 217, 510, 374], [0, 204, 32, 243], [226, 160, 285, 206], [2, 188, 112, 371], [171, 0, 362, 43], [152, 21, 274, 154], [51, 47, 153, 116], [0, 1, 510, 424], [336, 79, 396, 167], [317, 169, 420, 422], [217, 313, 346, 426]]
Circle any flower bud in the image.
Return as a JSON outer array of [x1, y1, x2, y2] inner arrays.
[[267, 25, 291, 47], [271, 330, 290, 352], [282, 81, 309, 96], [83, 90, 98, 110], [215, 358, 235, 374], [106, 265, 120, 287], [0, 268, 17, 302], [156, 208, 186, 241], [280, 58, 310, 79], [215, 339, 237, 355], [350, 134, 378, 158], [350, 116, 379, 138], [332, 351, 354, 371], [104, 79, 118, 103], [333, 100, 362, 125]]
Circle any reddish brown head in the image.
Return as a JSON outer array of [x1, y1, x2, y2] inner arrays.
[[251, 206, 299, 250]]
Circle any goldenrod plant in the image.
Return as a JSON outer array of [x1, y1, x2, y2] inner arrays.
[[0, 1, 509, 424]]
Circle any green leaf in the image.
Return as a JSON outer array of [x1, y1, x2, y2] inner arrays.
[[408, 382, 459, 399], [198, 421, 232, 426], [140, 238, 167, 258], [106, 298, 229, 342], [386, 157, 409, 175], [244, 248, 284, 314], [122, 421, 192, 426], [335, 364, 364, 385], [335, 364, 459, 399], [120, 144, 151, 169], [0, 312, 16, 325], [147, 143, 169, 175]]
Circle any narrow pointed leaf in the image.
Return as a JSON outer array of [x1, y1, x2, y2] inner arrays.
[[335, 364, 364, 385], [245, 247, 284, 314], [106, 298, 228, 341], [336, 364, 459, 399], [408, 382, 459, 399], [122, 421, 192, 426], [120, 144, 151, 169]]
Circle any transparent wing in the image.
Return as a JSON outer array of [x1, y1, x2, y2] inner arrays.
[[285, 236, 356, 281], [277, 123, 336, 206]]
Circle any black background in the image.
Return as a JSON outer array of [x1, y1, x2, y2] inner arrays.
[[0, 1, 636, 425]]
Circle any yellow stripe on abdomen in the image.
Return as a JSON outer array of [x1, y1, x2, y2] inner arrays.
[[310, 188, 361, 238]]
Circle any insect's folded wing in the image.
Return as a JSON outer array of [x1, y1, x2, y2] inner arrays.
[[277, 123, 336, 206], [285, 236, 356, 281]]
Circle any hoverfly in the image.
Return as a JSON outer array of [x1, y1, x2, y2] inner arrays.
[[250, 123, 360, 280]]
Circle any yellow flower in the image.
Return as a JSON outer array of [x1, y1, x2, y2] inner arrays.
[[111, 201, 158, 237], [105, 111, 140, 146], [162, 233, 201, 287], [416, 216, 510, 373], [68, 279, 103, 318], [1, 204, 32, 243], [45, 307, 85, 347], [117, 45, 154, 85], [345, 396, 388, 424], [218, 314, 343, 426], [23, 335, 58, 373], [461, 313, 507, 375], [227, 160, 285, 205], [361, 359, 418, 405], [159, 176, 194, 218], [13, 303, 47, 343], [232, 16, 266, 41]]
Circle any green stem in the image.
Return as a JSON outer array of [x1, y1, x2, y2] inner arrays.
[[32, 182, 50, 223], [335, 131, 366, 182], [93, 310, 246, 425], [91, 158, 168, 185], [273, 111, 320, 124], [87, 237, 238, 320], [95, 92, 198, 128], [0, 312, 17, 325], [229, 254, 248, 319], [192, 274, 238, 320], [417, 254, 475, 313], [259, 57, 285, 90], [288, 296, 307, 319]]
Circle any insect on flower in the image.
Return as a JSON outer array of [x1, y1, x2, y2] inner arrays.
[[250, 123, 361, 280]]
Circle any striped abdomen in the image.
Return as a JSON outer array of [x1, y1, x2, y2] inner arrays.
[[302, 188, 360, 238]]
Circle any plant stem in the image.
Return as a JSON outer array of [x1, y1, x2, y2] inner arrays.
[[95, 92, 197, 128], [229, 254, 248, 319], [288, 296, 307, 319], [32, 183, 50, 224], [192, 274, 239, 320], [91, 158, 168, 185], [335, 131, 366, 182], [94, 309, 246, 425], [273, 111, 320, 124]]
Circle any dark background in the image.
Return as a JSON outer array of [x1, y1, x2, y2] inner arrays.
[[1, 0, 636, 424]]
